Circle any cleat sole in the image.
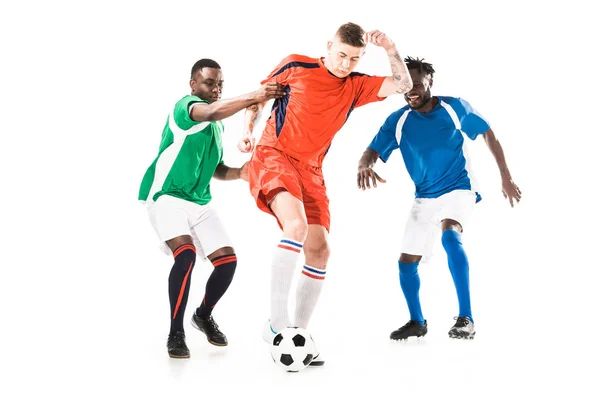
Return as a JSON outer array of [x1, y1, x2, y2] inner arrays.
[[168, 354, 190, 359]]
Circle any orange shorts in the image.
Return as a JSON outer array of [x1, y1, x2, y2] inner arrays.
[[248, 145, 330, 231]]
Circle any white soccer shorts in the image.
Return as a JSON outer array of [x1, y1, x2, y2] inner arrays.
[[146, 195, 233, 260], [401, 189, 476, 260]]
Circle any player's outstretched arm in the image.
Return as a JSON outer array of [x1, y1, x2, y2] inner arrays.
[[238, 101, 267, 153], [191, 83, 284, 123], [365, 30, 413, 97], [482, 129, 522, 207], [357, 148, 387, 190], [213, 161, 249, 182]]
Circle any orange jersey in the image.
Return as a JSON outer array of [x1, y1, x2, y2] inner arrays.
[[257, 54, 387, 167]]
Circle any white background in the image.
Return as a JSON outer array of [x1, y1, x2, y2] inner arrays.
[[1, 0, 598, 398]]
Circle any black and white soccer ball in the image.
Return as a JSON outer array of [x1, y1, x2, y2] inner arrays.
[[270, 327, 316, 372]]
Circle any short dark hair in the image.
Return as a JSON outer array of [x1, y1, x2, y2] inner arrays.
[[335, 22, 366, 47], [404, 56, 435, 76], [191, 58, 221, 79]]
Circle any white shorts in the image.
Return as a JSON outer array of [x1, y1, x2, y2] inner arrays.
[[401, 190, 476, 260], [146, 195, 233, 260]]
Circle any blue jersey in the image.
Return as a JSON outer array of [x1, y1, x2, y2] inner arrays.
[[368, 96, 490, 200]]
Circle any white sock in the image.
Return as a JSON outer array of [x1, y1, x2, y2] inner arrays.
[[271, 238, 303, 332], [294, 264, 326, 329]]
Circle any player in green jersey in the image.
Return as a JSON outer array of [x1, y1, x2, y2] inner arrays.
[[139, 58, 284, 358]]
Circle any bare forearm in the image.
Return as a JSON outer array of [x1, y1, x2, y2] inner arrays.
[[193, 92, 260, 122], [358, 148, 379, 169], [377, 45, 413, 97], [213, 164, 241, 181], [483, 130, 512, 179], [243, 101, 266, 135], [386, 45, 413, 93]]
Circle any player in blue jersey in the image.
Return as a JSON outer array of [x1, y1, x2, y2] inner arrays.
[[357, 56, 521, 340]]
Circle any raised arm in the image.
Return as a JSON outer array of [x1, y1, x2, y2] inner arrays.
[[365, 30, 413, 97], [481, 128, 522, 207], [191, 83, 283, 122], [357, 148, 387, 190], [238, 101, 267, 153]]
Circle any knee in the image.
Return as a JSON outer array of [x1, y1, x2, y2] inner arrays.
[[399, 253, 421, 265], [304, 240, 331, 265], [282, 218, 309, 242], [398, 259, 419, 276], [209, 247, 236, 261], [173, 243, 197, 264], [441, 229, 461, 250]]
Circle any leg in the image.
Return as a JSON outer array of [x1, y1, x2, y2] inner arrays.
[[190, 246, 237, 346], [294, 224, 330, 329], [390, 253, 428, 340], [390, 199, 434, 340], [248, 147, 311, 334], [197, 247, 237, 319], [165, 236, 197, 334], [441, 219, 472, 319], [269, 191, 309, 332], [293, 160, 331, 329], [147, 196, 201, 358], [398, 253, 424, 324], [439, 190, 477, 339], [187, 207, 238, 346], [441, 219, 475, 338], [162, 236, 196, 358]]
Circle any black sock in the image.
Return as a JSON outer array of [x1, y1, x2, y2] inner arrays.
[[196, 254, 237, 318], [169, 244, 196, 334]]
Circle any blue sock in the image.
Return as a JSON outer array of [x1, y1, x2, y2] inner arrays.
[[398, 261, 425, 325], [442, 230, 473, 323]]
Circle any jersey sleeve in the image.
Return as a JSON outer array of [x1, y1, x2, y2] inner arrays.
[[260, 54, 300, 85], [452, 98, 490, 140], [351, 74, 387, 108], [367, 109, 403, 162], [172, 96, 209, 130]]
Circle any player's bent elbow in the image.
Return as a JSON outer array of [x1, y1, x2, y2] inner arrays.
[[397, 80, 413, 94]]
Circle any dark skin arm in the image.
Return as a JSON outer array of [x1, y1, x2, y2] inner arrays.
[[213, 161, 249, 182], [191, 82, 284, 122], [357, 148, 387, 190], [481, 129, 521, 207]]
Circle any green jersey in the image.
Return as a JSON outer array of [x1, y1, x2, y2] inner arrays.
[[139, 95, 224, 205]]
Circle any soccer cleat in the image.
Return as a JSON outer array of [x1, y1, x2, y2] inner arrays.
[[307, 334, 325, 367], [448, 316, 476, 339], [191, 313, 228, 346], [308, 352, 325, 367], [167, 331, 190, 358], [390, 320, 428, 341], [262, 320, 277, 344]]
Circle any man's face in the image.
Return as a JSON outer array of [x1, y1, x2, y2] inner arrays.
[[190, 67, 223, 103], [325, 37, 365, 78], [404, 69, 433, 110]]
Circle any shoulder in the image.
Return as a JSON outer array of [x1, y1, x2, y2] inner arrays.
[[440, 96, 473, 110], [279, 54, 318, 66], [384, 105, 411, 125], [175, 95, 207, 110], [271, 54, 320, 77]]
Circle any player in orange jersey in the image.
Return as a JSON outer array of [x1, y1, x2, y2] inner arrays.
[[238, 22, 413, 363]]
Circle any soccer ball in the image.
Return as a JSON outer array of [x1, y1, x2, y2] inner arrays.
[[270, 327, 316, 372]]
